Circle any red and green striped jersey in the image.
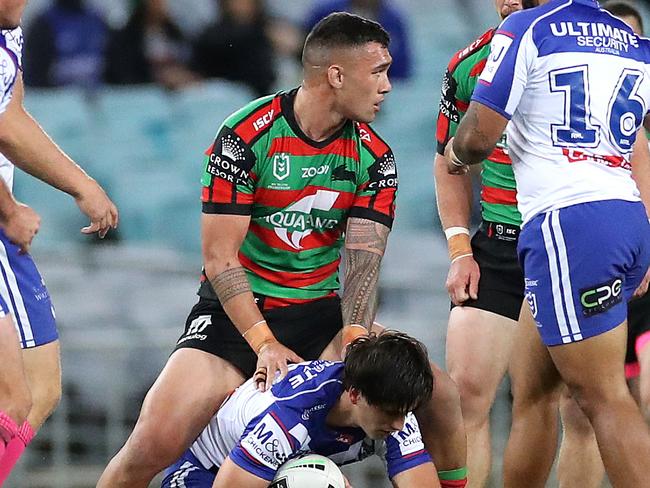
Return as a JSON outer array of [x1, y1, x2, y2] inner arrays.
[[199, 88, 397, 306], [436, 28, 522, 227]]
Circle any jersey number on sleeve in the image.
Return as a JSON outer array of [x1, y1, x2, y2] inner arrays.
[[549, 65, 645, 152]]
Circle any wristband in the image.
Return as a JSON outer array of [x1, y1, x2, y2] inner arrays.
[[438, 467, 468, 488], [444, 227, 470, 240], [447, 233, 472, 262], [242, 320, 277, 354], [448, 143, 469, 169], [342, 324, 368, 349]]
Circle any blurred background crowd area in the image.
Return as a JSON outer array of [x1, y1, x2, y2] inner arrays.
[[7, 1, 650, 487]]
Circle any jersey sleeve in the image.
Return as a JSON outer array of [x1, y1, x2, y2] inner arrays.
[[471, 14, 536, 120], [200, 124, 257, 215], [228, 405, 309, 481], [350, 128, 398, 228], [0, 28, 23, 115], [383, 412, 432, 479], [436, 62, 473, 155]]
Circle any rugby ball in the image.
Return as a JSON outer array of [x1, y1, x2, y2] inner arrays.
[[270, 454, 345, 488]]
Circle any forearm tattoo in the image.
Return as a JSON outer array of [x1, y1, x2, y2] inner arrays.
[[210, 266, 252, 305], [342, 219, 389, 328]]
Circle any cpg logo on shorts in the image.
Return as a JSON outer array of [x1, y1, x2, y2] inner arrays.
[[579, 277, 623, 317]]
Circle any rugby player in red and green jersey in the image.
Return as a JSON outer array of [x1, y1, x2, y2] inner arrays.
[[434, 1, 530, 485], [100, 12, 466, 488]]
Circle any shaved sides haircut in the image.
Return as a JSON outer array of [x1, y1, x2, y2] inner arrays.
[[302, 12, 390, 66]]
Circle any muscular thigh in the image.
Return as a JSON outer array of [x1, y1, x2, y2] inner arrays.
[[446, 306, 517, 390], [21, 340, 61, 429], [137, 348, 246, 452]]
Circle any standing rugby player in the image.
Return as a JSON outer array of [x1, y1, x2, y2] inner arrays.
[[0, 0, 118, 483], [449, 0, 650, 484], [99, 12, 466, 488]]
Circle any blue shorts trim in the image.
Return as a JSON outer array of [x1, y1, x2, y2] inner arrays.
[[161, 450, 216, 488], [0, 230, 57, 349], [519, 200, 650, 346]]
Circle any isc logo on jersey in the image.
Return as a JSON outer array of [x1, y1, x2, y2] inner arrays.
[[240, 414, 294, 469], [393, 413, 424, 456], [479, 33, 513, 85]]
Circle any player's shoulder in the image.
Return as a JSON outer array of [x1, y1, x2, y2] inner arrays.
[[0, 27, 23, 65], [271, 360, 344, 408], [221, 91, 285, 144], [446, 28, 496, 73], [354, 122, 392, 159]]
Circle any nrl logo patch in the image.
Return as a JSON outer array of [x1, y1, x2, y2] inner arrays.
[[273, 153, 290, 181]]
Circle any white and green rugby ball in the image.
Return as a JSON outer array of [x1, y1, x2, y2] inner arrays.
[[270, 454, 345, 488]]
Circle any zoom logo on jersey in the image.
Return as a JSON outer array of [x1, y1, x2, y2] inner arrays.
[[580, 278, 623, 317], [241, 413, 293, 469], [302, 165, 330, 178]]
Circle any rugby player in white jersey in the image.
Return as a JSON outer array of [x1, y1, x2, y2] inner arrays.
[[447, 0, 650, 485], [0, 0, 118, 482], [162, 331, 440, 488]]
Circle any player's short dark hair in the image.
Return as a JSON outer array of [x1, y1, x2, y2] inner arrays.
[[302, 12, 390, 64], [602, 1, 644, 33], [343, 331, 433, 415]]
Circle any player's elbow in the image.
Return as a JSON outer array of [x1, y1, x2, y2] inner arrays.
[[454, 130, 492, 165]]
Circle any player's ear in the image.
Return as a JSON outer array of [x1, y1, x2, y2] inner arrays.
[[328, 65, 344, 89], [348, 388, 360, 405]]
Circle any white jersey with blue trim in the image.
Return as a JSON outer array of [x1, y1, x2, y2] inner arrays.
[[189, 360, 430, 482], [472, 0, 650, 224], [0, 27, 22, 191]]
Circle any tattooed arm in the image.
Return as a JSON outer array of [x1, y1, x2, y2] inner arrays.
[[203, 213, 302, 389], [341, 217, 391, 329], [202, 213, 264, 332], [446, 101, 508, 172]]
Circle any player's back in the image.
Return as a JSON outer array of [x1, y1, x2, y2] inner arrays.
[[474, 0, 650, 224]]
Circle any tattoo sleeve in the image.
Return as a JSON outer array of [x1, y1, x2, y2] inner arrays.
[[210, 266, 252, 305], [341, 218, 390, 329]]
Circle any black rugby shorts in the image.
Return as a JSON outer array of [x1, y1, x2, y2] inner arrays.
[[450, 224, 524, 321], [174, 295, 342, 378]]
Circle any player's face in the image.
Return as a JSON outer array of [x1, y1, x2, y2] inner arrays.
[[334, 42, 392, 123], [353, 395, 406, 440], [0, 0, 26, 28], [495, 0, 523, 19]]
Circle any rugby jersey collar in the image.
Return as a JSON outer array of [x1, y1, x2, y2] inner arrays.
[[572, 0, 599, 7], [281, 88, 352, 149]]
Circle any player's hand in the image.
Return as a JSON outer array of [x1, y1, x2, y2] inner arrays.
[[343, 474, 353, 488], [2, 202, 40, 254], [446, 255, 480, 305], [444, 137, 469, 175], [75, 179, 119, 238], [255, 342, 303, 392], [633, 267, 650, 299]]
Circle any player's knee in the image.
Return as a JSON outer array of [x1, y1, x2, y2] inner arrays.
[[450, 369, 493, 417], [3, 386, 32, 426], [125, 410, 189, 469], [28, 376, 61, 427], [560, 393, 594, 438]]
